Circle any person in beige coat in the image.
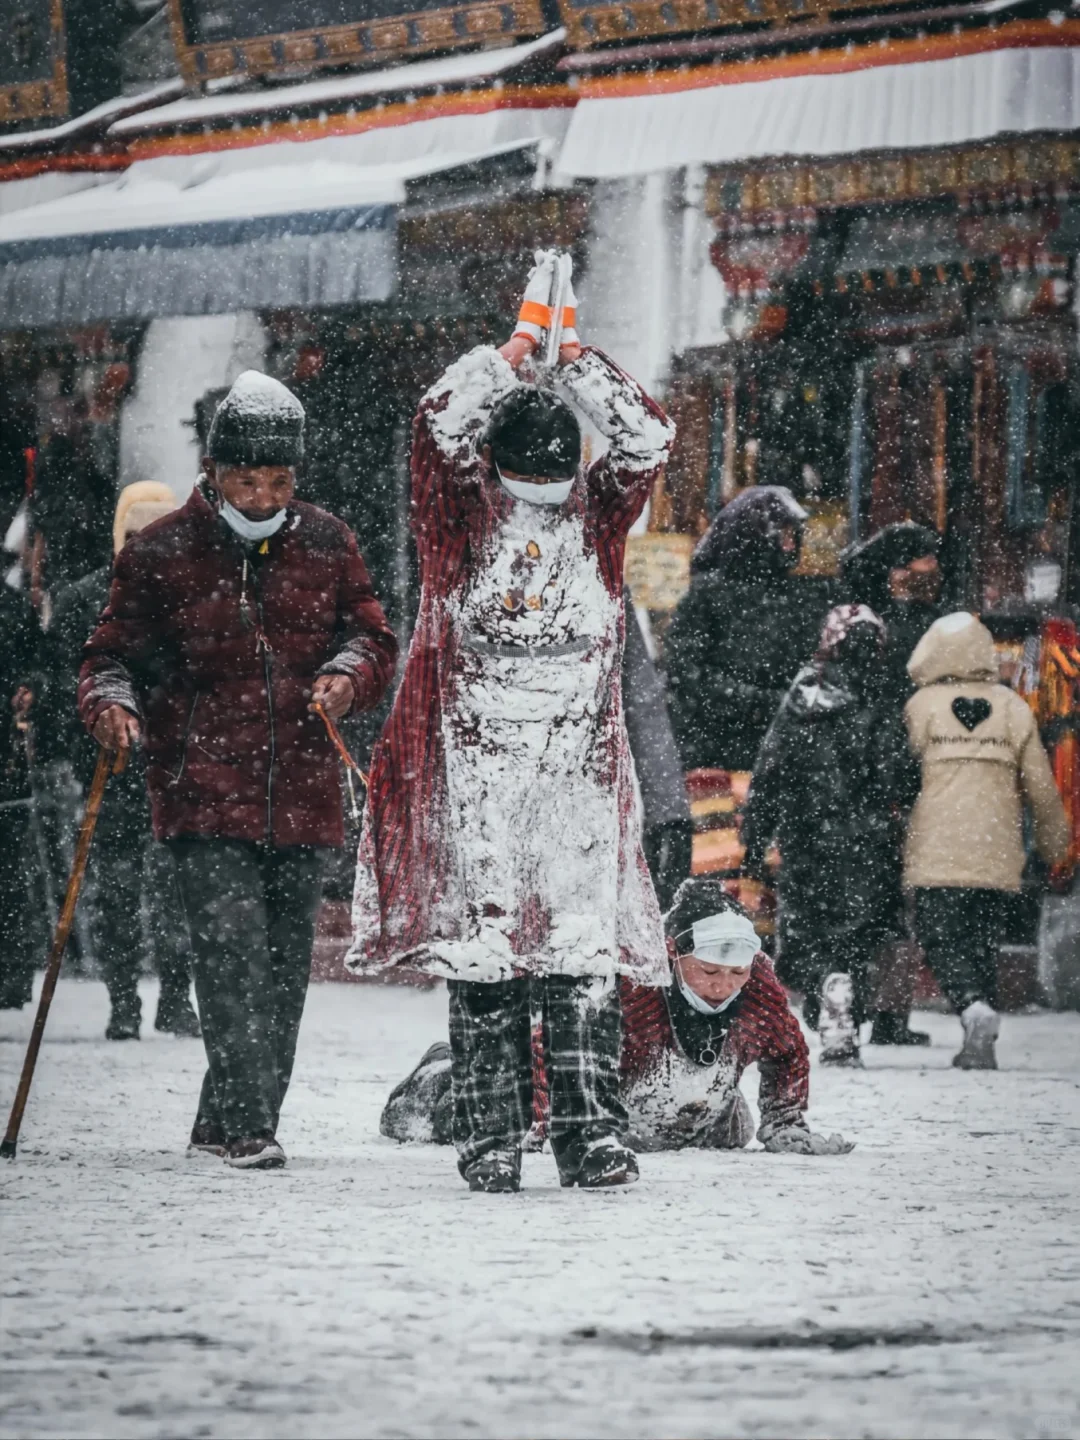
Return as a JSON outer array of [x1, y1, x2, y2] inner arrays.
[[904, 612, 1070, 1069]]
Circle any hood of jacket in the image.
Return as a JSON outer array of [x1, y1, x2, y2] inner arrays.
[[690, 486, 807, 580], [840, 521, 940, 612], [908, 611, 998, 687]]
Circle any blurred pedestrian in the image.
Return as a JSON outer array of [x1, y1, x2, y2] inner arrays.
[[37, 481, 200, 1040], [665, 486, 832, 773], [840, 522, 942, 706], [839, 521, 943, 1044], [742, 604, 919, 1065], [622, 591, 692, 911], [79, 371, 397, 1168], [0, 581, 41, 1009], [904, 612, 1070, 1070]]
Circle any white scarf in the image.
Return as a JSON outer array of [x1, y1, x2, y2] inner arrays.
[[220, 499, 288, 541]]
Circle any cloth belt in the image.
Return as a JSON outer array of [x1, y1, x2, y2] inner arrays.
[[463, 633, 593, 659]]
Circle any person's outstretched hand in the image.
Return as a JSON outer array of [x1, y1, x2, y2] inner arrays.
[[92, 704, 140, 751], [763, 1125, 854, 1156]]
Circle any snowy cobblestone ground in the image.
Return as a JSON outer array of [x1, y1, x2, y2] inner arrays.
[[1, 978, 1079, 1440]]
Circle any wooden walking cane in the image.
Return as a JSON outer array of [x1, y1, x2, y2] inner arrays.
[[312, 701, 368, 822], [1, 744, 124, 1159]]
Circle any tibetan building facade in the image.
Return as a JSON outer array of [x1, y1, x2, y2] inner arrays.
[[0, 0, 1077, 938]]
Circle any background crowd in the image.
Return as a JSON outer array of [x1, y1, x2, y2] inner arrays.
[[0, 423, 1073, 1075]]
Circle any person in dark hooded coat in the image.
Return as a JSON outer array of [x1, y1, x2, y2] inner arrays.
[[839, 521, 942, 1046], [622, 591, 691, 911], [840, 522, 943, 707], [665, 487, 833, 772], [741, 604, 920, 1065]]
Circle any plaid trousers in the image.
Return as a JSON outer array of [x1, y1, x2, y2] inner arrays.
[[447, 974, 626, 1171]]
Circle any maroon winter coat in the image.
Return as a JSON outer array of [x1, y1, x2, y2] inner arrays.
[[79, 485, 397, 848]]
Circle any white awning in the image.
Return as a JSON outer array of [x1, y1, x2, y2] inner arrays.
[[558, 42, 1080, 179], [0, 140, 539, 327]]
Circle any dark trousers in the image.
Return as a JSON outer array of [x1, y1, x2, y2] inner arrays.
[[447, 974, 626, 1175], [0, 801, 37, 1007], [781, 927, 882, 1031], [169, 838, 325, 1142], [913, 887, 1005, 1013], [92, 782, 193, 1018]]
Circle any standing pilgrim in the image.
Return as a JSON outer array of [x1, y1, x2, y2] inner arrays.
[[348, 253, 676, 1192], [80, 372, 397, 1168]]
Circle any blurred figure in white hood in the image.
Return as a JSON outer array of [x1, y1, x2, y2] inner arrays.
[[904, 612, 1070, 1070]]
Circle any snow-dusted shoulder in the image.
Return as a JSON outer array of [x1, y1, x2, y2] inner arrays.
[[556, 348, 676, 474]]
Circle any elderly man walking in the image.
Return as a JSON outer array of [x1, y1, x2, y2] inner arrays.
[[80, 372, 397, 1169]]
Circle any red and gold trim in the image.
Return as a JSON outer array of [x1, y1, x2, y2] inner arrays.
[[573, 18, 1080, 99], [124, 82, 573, 161], [167, 0, 547, 84]]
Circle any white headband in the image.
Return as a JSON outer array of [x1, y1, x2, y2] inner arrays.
[[676, 910, 760, 969]]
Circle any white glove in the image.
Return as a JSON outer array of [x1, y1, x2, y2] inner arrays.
[[512, 251, 579, 351], [763, 1126, 854, 1156], [560, 263, 580, 350], [512, 249, 557, 348]]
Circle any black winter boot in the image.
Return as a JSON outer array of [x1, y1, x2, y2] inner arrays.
[[869, 1012, 931, 1047], [559, 1137, 639, 1189], [154, 980, 201, 1038], [462, 1148, 522, 1193], [105, 990, 141, 1041]]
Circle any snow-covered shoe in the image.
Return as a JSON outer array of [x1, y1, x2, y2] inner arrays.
[[818, 972, 861, 1066], [953, 1001, 1000, 1070], [560, 1137, 639, 1189], [155, 987, 201, 1038], [225, 1135, 286, 1170], [187, 1120, 226, 1158], [462, 1149, 521, 1193], [869, 1012, 930, 1047]]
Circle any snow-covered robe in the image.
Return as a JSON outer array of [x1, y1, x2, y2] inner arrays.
[[346, 346, 675, 984]]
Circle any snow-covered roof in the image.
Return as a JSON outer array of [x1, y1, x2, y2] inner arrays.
[[0, 138, 540, 246], [558, 33, 1080, 178], [0, 79, 185, 153], [109, 30, 566, 137]]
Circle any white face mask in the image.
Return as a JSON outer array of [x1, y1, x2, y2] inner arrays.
[[497, 469, 574, 507], [219, 499, 288, 541]]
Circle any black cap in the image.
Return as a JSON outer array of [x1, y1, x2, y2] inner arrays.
[[487, 386, 581, 481], [207, 370, 305, 469]]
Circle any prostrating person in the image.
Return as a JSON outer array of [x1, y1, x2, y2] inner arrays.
[[348, 253, 675, 1193], [80, 372, 397, 1168], [904, 612, 1070, 1070], [382, 881, 851, 1157]]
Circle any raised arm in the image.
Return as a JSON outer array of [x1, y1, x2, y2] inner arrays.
[[411, 346, 519, 543], [556, 347, 675, 508]]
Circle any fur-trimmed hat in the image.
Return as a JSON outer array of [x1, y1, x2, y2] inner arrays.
[[207, 371, 305, 468]]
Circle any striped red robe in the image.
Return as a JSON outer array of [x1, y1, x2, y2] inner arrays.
[[347, 345, 675, 981]]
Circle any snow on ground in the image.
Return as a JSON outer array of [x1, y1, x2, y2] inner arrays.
[[2, 979, 1079, 1440]]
